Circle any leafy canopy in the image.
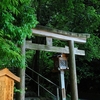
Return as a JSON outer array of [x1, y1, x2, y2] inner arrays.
[[0, 0, 38, 68]]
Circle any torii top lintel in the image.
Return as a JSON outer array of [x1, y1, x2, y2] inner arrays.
[[32, 25, 90, 43]]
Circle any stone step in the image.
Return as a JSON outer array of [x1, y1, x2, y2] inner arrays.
[[25, 91, 37, 97], [25, 97, 52, 100], [25, 97, 40, 100]]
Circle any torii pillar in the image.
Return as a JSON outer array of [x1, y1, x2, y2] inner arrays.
[[17, 38, 26, 100], [69, 40, 78, 100]]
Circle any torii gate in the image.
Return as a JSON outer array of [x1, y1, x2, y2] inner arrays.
[[19, 25, 90, 100]]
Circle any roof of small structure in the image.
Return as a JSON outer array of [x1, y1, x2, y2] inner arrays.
[[0, 68, 20, 82], [34, 25, 90, 39]]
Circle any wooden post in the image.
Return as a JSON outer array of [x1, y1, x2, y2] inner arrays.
[[19, 38, 26, 100], [60, 70, 66, 100], [46, 37, 52, 46], [69, 40, 78, 100]]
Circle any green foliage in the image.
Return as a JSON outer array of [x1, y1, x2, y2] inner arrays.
[[84, 34, 100, 61], [26, 50, 36, 66], [46, 0, 100, 33], [0, 0, 38, 43], [76, 34, 100, 82], [0, 0, 38, 68], [0, 36, 21, 68], [39, 51, 54, 73]]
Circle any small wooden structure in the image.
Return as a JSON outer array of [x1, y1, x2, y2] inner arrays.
[[52, 53, 69, 100], [0, 68, 20, 100]]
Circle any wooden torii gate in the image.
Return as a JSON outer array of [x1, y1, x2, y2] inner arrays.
[[19, 25, 90, 100]]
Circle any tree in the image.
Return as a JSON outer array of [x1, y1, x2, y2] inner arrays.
[[0, 0, 38, 68]]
